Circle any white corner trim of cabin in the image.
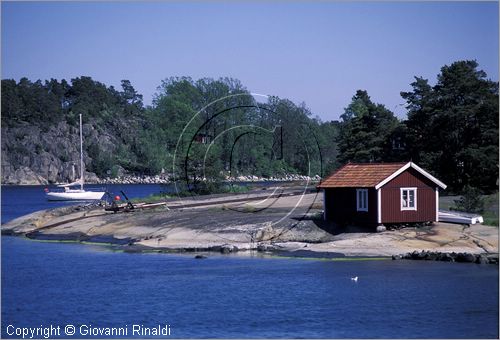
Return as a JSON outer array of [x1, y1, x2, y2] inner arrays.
[[435, 187, 439, 222], [377, 188, 382, 224]]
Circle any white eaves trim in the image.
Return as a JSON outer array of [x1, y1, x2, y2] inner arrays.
[[375, 162, 447, 190]]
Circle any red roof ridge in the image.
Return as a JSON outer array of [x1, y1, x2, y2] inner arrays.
[[337, 162, 408, 166], [317, 161, 446, 189]]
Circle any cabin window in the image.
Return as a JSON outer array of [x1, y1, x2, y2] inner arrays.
[[401, 188, 417, 210], [356, 189, 368, 212]]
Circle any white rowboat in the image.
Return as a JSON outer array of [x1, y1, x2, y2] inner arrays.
[[438, 210, 484, 225]]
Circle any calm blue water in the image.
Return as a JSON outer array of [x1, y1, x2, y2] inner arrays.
[[1, 186, 499, 338], [1, 182, 279, 224], [1, 184, 167, 224]]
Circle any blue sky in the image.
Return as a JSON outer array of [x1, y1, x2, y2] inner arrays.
[[2, 1, 498, 121]]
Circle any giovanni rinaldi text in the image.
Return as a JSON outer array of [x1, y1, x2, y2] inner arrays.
[[6, 324, 172, 338]]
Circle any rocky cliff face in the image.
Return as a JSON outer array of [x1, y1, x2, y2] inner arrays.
[[2, 120, 115, 185]]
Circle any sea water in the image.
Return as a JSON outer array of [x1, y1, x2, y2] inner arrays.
[[1, 186, 499, 338], [1, 184, 167, 224]]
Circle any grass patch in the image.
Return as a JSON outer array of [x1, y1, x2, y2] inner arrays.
[[131, 184, 251, 204], [269, 255, 390, 261], [440, 192, 499, 226], [482, 192, 499, 226], [224, 184, 251, 194], [130, 193, 171, 204], [23, 237, 80, 244], [176, 184, 251, 197], [439, 195, 459, 210]]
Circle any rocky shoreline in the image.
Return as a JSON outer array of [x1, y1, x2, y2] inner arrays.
[[91, 174, 321, 185], [2, 172, 321, 186], [6, 230, 498, 265], [2, 192, 498, 262], [393, 250, 499, 264]]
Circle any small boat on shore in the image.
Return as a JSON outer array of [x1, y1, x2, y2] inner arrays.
[[438, 210, 484, 225], [46, 114, 105, 201]]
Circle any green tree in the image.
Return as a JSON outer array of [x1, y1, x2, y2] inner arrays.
[[453, 185, 485, 213], [1, 79, 23, 125], [120, 79, 143, 114], [2, 75, 343, 186], [317, 120, 340, 176], [401, 60, 499, 193], [337, 90, 402, 164]]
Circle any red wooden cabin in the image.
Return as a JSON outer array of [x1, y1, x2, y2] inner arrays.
[[317, 162, 447, 226]]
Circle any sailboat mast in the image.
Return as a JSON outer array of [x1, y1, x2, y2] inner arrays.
[[79, 114, 84, 191]]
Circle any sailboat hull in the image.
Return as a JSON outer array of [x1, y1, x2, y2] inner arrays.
[[45, 114, 106, 202], [46, 190, 105, 201]]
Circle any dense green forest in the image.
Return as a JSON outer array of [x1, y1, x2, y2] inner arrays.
[[1, 60, 498, 194]]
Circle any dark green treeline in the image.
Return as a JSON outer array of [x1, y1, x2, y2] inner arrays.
[[1, 60, 498, 194]]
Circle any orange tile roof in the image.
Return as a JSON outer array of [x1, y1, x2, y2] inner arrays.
[[318, 163, 407, 188]]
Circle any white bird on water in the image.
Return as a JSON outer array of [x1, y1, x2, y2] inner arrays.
[[351, 276, 358, 282]]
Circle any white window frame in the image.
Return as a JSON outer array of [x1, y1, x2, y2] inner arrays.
[[356, 189, 368, 212], [400, 187, 417, 211]]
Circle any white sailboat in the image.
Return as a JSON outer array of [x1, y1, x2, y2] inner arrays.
[[46, 114, 106, 201]]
